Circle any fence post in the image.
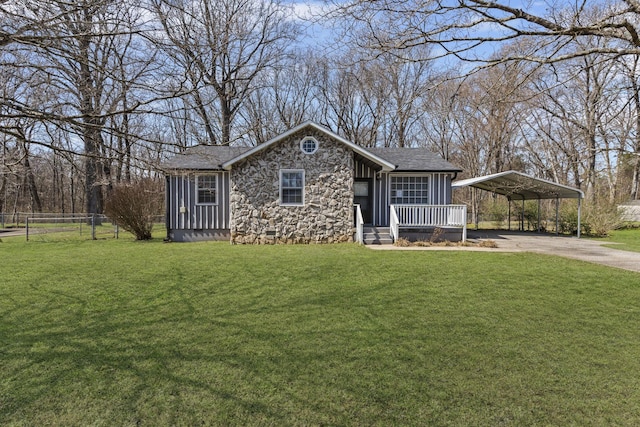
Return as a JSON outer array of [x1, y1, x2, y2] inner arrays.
[[91, 215, 96, 240]]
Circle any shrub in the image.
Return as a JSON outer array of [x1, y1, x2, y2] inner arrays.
[[488, 200, 508, 228], [584, 201, 622, 237], [430, 227, 446, 243], [104, 179, 164, 240], [394, 237, 412, 247], [559, 204, 580, 235], [559, 200, 622, 237], [478, 239, 498, 248]]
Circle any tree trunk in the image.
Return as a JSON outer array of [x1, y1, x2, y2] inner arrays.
[[220, 94, 232, 145], [631, 74, 640, 200], [78, 25, 103, 217], [23, 154, 42, 213]]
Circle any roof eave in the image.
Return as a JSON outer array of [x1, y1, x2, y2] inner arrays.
[[391, 168, 463, 173], [165, 166, 224, 173]]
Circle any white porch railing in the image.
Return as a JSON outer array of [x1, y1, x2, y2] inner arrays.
[[354, 204, 364, 244], [391, 204, 468, 242]]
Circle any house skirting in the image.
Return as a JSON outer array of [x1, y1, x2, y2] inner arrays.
[[400, 227, 465, 243]]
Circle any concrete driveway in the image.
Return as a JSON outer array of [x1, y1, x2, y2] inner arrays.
[[0, 228, 26, 238], [369, 230, 640, 274]]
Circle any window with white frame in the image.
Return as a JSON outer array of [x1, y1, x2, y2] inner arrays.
[[280, 169, 304, 205], [300, 136, 318, 154], [390, 176, 429, 204], [196, 174, 217, 205]]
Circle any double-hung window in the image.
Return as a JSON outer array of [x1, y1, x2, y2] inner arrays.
[[280, 169, 304, 206], [390, 176, 429, 204], [196, 174, 217, 205]]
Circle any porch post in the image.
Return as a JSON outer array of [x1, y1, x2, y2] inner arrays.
[[462, 205, 467, 242], [474, 188, 479, 230]]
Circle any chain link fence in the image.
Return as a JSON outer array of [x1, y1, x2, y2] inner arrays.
[[1, 213, 118, 241], [0, 213, 166, 242]]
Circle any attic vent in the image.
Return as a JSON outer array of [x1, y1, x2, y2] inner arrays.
[[300, 136, 318, 154]]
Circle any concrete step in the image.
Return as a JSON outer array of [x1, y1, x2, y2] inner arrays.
[[362, 227, 393, 245], [363, 226, 390, 233], [363, 237, 393, 245]]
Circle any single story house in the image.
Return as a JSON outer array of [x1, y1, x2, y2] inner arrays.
[[163, 121, 466, 244]]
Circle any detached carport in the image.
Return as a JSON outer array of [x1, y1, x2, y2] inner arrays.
[[452, 170, 585, 237]]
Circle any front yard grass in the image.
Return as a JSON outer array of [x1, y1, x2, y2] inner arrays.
[[1, 237, 640, 426], [599, 227, 640, 252]]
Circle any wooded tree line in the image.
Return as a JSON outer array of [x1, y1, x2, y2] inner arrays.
[[2, 0, 640, 216]]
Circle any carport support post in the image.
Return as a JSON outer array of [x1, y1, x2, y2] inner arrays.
[[521, 199, 525, 231], [555, 197, 559, 236], [577, 198, 582, 238], [507, 198, 511, 231], [537, 198, 541, 233]]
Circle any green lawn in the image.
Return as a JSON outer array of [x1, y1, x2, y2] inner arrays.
[[1, 236, 640, 426], [599, 227, 640, 252]]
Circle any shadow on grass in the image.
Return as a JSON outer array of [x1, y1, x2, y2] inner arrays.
[[2, 275, 403, 425]]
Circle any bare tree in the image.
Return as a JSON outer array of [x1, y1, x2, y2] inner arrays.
[[150, 0, 298, 145], [314, 57, 384, 147], [241, 50, 324, 145], [0, 0, 154, 215], [618, 54, 640, 199], [332, 0, 640, 63], [522, 46, 623, 201]]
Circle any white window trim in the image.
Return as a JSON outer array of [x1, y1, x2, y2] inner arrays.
[[300, 136, 319, 155], [389, 174, 431, 205], [280, 169, 305, 206], [195, 174, 218, 206]]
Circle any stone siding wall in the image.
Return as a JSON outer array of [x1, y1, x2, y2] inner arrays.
[[229, 129, 354, 244]]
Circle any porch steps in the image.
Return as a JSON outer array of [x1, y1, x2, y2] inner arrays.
[[363, 227, 393, 245]]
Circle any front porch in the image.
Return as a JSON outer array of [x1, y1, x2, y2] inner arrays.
[[355, 204, 468, 244]]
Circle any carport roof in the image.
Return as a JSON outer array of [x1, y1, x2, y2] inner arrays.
[[452, 170, 584, 200]]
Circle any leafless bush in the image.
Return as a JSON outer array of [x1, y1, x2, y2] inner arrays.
[[583, 202, 623, 237], [560, 201, 622, 237], [478, 239, 498, 248], [104, 179, 164, 240], [394, 237, 412, 247], [430, 227, 446, 243]]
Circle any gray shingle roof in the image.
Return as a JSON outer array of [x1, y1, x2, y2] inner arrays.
[[367, 147, 462, 172], [162, 145, 252, 170], [163, 143, 461, 173]]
